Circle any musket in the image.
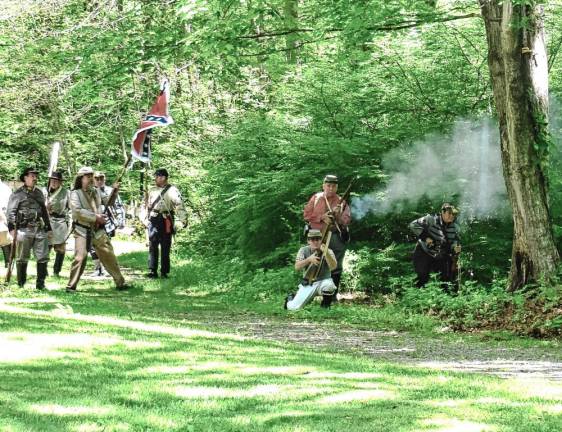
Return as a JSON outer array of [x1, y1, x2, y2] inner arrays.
[[5, 203, 22, 284], [98, 154, 132, 233], [46, 141, 61, 198], [303, 222, 333, 285], [327, 175, 356, 240]]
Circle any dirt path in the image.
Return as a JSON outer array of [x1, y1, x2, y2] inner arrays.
[[187, 311, 562, 381]]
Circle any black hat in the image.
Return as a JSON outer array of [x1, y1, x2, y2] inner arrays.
[[20, 167, 39, 182], [49, 171, 63, 181], [154, 168, 169, 178], [441, 202, 459, 215], [323, 174, 338, 184]]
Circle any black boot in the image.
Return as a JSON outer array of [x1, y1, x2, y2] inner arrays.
[[2, 245, 11, 268], [16, 262, 27, 287], [320, 295, 333, 308], [53, 252, 65, 276], [36, 262, 48, 290]]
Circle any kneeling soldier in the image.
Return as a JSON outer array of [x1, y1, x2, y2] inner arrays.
[[66, 166, 130, 292], [6, 167, 52, 289], [285, 229, 337, 311]]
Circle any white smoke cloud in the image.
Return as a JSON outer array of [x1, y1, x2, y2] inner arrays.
[[352, 117, 510, 220]]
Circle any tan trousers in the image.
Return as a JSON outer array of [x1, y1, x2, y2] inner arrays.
[[67, 230, 125, 290]]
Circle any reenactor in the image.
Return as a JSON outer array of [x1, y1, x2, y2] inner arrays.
[[0, 178, 12, 267], [409, 202, 461, 289], [284, 229, 337, 311], [66, 166, 130, 292], [303, 174, 351, 306], [6, 167, 52, 289], [144, 168, 186, 279], [46, 171, 70, 277], [89, 171, 126, 276]]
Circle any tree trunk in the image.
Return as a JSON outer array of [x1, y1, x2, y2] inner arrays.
[[480, 0, 559, 291], [284, 0, 298, 64]]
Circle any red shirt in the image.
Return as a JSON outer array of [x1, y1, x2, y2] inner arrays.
[[303, 192, 351, 230]]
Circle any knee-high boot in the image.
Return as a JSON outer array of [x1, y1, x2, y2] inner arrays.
[[53, 252, 65, 276], [2, 245, 11, 268], [16, 262, 27, 287], [36, 262, 48, 290]]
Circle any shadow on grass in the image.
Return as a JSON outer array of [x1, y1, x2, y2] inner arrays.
[[0, 306, 561, 432]]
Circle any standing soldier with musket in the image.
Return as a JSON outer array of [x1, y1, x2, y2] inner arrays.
[[409, 203, 461, 289], [144, 168, 186, 279], [303, 174, 352, 307], [46, 171, 70, 277], [65, 167, 130, 292], [6, 167, 52, 289], [89, 171, 126, 277]]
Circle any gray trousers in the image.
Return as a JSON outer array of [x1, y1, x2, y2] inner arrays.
[[16, 226, 49, 264]]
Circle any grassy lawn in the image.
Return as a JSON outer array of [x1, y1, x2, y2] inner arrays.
[[0, 245, 561, 431]]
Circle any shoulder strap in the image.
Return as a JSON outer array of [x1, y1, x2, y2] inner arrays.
[[148, 184, 172, 213]]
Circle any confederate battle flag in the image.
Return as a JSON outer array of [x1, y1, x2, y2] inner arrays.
[[131, 79, 174, 163]]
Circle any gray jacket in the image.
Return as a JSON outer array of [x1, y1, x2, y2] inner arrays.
[[409, 214, 460, 258], [6, 186, 52, 232]]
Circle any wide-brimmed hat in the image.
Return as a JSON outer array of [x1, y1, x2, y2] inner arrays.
[[49, 171, 63, 181], [20, 167, 39, 182], [76, 166, 94, 177]]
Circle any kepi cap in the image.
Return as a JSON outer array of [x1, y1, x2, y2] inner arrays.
[[441, 202, 459, 215], [94, 171, 105, 178], [307, 229, 322, 239], [323, 174, 338, 184]]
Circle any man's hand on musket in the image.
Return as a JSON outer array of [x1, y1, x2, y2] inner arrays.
[[319, 243, 329, 255], [308, 253, 321, 266], [112, 182, 120, 191], [47, 230, 53, 242], [454, 244, 461, 254], [425, 238, 434, 246], [95, 214, 108, 226], [321, 212, 334, 225]]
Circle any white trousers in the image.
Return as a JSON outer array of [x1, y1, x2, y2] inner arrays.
[[286, 278, 336, 311]]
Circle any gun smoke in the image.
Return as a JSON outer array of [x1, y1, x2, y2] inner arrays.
[[352, 117, 510, 220]]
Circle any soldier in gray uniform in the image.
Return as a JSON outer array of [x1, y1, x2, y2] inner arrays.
[[89, 171, 126, 276], [6, 167, 52, 289], [409, 203, 461, 288], [46, 171, 70, 277]]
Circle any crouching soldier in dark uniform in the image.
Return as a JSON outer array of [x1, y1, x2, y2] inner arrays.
[[144, 168, 186, 279], [46, 171, 70, 277], [409, 203, 461, 289], [66, 166, 130, 292], [6, 167, 52, 289]]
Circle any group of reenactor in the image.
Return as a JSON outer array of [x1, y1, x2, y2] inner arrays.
[[0, 165, 186, 292], [287, 174, 461, 311]]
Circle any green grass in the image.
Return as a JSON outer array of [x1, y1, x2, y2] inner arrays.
[[0, 246, 561, 431]]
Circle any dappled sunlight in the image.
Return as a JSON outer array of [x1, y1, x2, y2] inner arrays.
[[173, 383, 328, 400], [302, 371, 383, 380], [419, 416, 497, 432], [0, 303, 246, 342], [0, 332, 125, 363], [30, 404, 115, 416], [0, 297, 61, 305], [317, 388, 395, 404]]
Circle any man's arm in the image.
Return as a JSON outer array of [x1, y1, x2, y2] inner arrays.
[[303, 193, 323, 224], [6, 192, 20, 231]]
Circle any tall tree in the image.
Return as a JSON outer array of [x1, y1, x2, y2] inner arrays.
[[480, 0, 560, 290]]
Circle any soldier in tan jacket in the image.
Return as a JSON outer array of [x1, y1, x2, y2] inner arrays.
[[144, 168, 186, 278], [66, 166, 130, 292]]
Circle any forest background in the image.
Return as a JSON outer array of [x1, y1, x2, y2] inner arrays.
[[1, 0, 561, 336]]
